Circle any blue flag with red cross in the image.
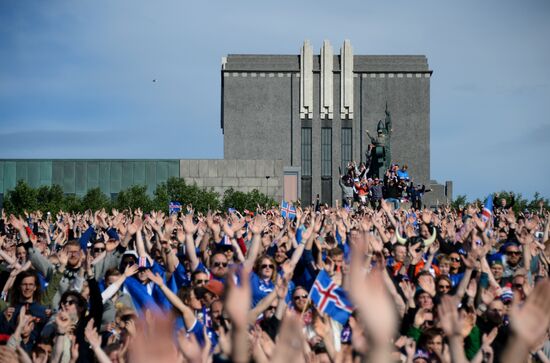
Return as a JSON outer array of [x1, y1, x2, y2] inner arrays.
[[280, 201, 296, 220], [309, 270, 353, 325]]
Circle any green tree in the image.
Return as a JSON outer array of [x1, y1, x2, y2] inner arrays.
[[153, 177, 220, 213], [527, 192, 550, 212], [222, 188, 276, 212], [81, 188, 111, 212], [62, 194, 83, 212], [450, 194, 467, 211], [3, 180, 38, 215], [36, 184, 65, 214], [115, 185, 153, 212]]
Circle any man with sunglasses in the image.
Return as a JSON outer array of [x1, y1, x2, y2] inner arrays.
[[502, 242, 524, 278], [209, 252, 229, 283], [191, 271, 210, 287]]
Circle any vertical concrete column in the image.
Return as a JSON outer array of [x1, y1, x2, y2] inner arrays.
[[340, 40, 354, 120], [320, 40, 333, 120], [300, 40, 313, 119]]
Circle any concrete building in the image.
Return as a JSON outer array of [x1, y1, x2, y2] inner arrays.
[[222, 40, 451, 206]]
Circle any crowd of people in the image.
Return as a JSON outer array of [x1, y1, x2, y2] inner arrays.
[[339, 161, 430, 211], [0, 196, 549, 363]]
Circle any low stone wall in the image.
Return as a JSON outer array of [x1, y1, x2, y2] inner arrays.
[[179, 159, 284, 201]]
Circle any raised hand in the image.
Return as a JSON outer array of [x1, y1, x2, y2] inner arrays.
[[9, 214, 24, 230], [482, 328, 498, 348], [509, 279, 550, 349], [222, 219, 235, 238], [58, 250, 69, 269], [182, 213, 198, 235], [421, 209, 433, 225], [55, 311, 73, 335], [399, 280, 416, 305], [145, 270, 164, 286], [249, 215, 268, 235], [438, 296, 462, 337], [124, 263, 139, 278], [480, 286, 500, 306], [84, 319, 101, 349]]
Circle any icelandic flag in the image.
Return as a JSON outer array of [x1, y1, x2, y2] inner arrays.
[[169, 201, 182, 215], [280, 201, 296, 220], [309, 270, 353, 325], [481, 195, 493, 223]]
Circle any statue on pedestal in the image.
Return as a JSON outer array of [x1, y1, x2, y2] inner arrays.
[[366, 103, 393, 179]]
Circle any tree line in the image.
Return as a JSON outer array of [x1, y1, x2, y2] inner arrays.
[[1, 178, 276, 215]]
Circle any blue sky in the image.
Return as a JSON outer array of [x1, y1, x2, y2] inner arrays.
[[1, 0, 549, 200]]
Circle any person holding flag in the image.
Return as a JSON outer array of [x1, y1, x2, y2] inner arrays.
[[308, 269, 353, 326]]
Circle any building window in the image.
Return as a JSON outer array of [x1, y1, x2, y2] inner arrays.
[[301, 128, 312, 205], [301, 128, 312, 177], [341, 128, 352, 171], [321, 128, 332, 177], [321, 128, 332, 205]]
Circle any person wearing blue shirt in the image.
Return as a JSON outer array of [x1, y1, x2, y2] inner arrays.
[[250, 255, 277, 307]]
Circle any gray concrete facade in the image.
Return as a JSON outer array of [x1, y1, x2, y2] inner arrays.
[[221, 41, 451, 206], [179, 159, 284, 202]]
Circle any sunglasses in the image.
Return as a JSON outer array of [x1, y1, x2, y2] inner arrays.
[[93, 248, 105, 253], [194, 279, 209, 285], [293, 294, 308, 300], [266, 305, 277, 311], [438, 284, 450, 289], [450, 258, 461, 263], [506, 251, 521, 256], [213, 262, 228, 268], [261, 264, 275, 269], [62, 299, 77, 306]]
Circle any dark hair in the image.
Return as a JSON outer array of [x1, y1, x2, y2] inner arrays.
[[59, 290, 87, 318], [65, 240, 81, 249], [327, 247, 344, 258], [191, 270, 208, 280], [104, 342, 122, 356], [177, 286, 195, 306], [105, 268, 122, 281], [10, 270, 42, 305], [418, 327, 444, 350]]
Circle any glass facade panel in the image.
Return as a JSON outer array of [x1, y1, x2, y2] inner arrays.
[[75, 161, 87, 195], [87, 161, 100, 190]]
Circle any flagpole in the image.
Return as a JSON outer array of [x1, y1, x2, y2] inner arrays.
[[301, 281, 316, 320], [300, 294, 312, 320]]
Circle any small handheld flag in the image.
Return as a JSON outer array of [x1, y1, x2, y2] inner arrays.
[[169, 201, 182, 215], [481, 195, 493, 223], [281, 201, 296, 220], [309, 270, 353, 325]]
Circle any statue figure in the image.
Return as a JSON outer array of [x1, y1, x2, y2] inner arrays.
[[366, 102, 393, 178]]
